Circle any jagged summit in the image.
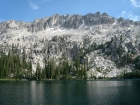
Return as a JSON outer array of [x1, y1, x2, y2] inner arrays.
[[0, 12, 139, 33]]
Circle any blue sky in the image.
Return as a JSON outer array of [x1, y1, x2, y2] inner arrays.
[[0, 0, 140, 22]]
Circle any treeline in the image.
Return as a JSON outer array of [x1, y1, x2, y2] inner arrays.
[[36, 56, 88, 80], [0, 45, 88, 80], [0, 48, 32, 79], [117, 71, 140, 79]]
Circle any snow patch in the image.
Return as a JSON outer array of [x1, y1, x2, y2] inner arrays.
[[78, 20, 84, 29]]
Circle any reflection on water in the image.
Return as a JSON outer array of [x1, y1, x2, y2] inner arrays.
[[0, 80, 140, 105], [30, 81, 45, 105], [31, 81, 37, 104]]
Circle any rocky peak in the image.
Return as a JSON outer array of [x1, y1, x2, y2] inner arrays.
[[0, 12, 140, 33], [102, 12, 108, 17]]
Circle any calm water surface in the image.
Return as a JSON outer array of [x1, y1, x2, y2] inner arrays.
[[0, 80, 140, 105]]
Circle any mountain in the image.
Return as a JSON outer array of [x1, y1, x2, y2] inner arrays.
[[0, 12, 140, 79]]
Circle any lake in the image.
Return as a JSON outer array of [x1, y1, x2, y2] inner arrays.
[[0, 80, 140, 105]]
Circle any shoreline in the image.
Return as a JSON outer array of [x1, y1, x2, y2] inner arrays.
[[1, 78, 140, 81]]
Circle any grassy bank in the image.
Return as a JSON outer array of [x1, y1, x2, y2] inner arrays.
[[0, 79, 20, 81]]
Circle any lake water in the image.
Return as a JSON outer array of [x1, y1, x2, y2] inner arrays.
[[0, 80, 140, 105]]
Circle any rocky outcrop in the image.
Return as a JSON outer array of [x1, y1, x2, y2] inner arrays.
[[1, 12, 139, 34]]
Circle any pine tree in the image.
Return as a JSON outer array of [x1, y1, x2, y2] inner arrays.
[[22, 47, 27, 69], [55, 65, 60, 80], [44, 58, 47, 79], [46, 58, 51, 79], [75, 51, 80, 72], [36, 62, 40, 80], [17, 66, 20, 79], [27, 60, 32, 79], [50, 58, 56, 79]]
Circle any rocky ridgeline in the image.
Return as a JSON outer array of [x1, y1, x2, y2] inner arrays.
[[1, 12, 140, 33], [0, 12, 140, 78]]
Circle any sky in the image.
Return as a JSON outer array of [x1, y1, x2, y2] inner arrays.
[[0, 0, 140, 22]]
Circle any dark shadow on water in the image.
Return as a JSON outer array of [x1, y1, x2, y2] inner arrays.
[[0, 80, 140, 105]]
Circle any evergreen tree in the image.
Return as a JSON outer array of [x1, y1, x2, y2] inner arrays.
[[50, 58, 56, 79], [22, 47, 27, 69], [75, 51, 80, 72], [17, 65, 20, 79], [36, 62, 40, 80], [55, 65, 60, 79], [27, 60, 32, 79]]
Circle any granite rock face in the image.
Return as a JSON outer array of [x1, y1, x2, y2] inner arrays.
[[0, 12, 140, 78]]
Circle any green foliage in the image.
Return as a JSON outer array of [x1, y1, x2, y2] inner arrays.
[[22, 47, 27, 69], [42, 53, 89, 80], [36, 62, 42, 80], [0, 47, 33, 79], [117, 71, 140, 79], [0, 53, 21, 79], [133, 56, 140, 70]]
